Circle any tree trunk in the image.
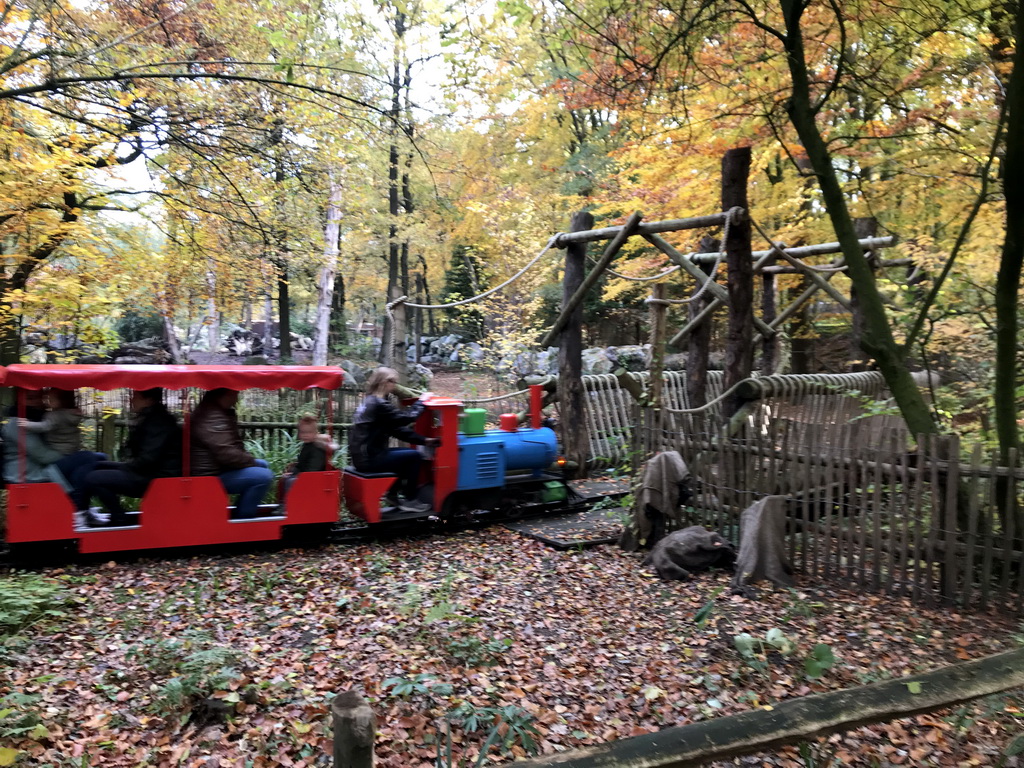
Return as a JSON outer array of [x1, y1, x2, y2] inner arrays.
[[722, 148, 754, 417], [206, 257, 219, 355], [262, 282, 273, 355], [313, 176, 344, 366], [780, 0, 937, 436], [995, 0, 1024, 463], [278, 262, 291, 361], [330, 269, 347, 351], [849, 217, 878, 372]]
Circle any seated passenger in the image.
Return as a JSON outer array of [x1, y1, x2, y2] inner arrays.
[[19, 388, 105, 512], [82, 387, 182, 527], [349, 367, 440, 513], [282, 415, 338, 497], [191, 388, 274, 519], [1, 389, 73, 492]]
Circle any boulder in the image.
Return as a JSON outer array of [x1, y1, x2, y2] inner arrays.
[[606, 345, 650, 372], [407, 363, 433, 390], [581, 348, 612, 375]]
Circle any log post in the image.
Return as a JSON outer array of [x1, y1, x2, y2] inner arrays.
[[760, 249, 778, 375], [332, 691, 376, 768], [722, 147, 754, 417], [850, 217, 878, 371], [540, 212, 642, 349], [685, 236, 720, 409], [648, 284, 668, 411], [559, 210, 594, 479]]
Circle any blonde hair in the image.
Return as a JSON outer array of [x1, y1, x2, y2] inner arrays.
[[366, 367, 399, 397], [297, 414, 318, 428]]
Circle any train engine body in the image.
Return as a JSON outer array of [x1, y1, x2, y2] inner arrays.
[[343, 385, 576, 523]]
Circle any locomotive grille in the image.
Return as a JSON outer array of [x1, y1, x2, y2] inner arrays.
[[477, 452, 501, 483]]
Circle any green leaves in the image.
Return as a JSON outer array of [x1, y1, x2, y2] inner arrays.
[[0, 573, 68, 639], [805, 644, 837, 679]]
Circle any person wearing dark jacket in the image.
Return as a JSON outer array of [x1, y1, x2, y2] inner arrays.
[[190, 388, 274, 519], [349, 367, 440, 513], [281, 415, 338, 497], [83, 388, 182, 527]]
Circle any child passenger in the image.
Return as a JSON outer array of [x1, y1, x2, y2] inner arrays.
[[18, 388, 105, 515], [282, 415, 338, 495], [19, 388, 83, 455]]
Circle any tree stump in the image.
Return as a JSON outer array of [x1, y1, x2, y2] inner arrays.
[[731, 495, 794, 592], [332, 690, 376, 768]]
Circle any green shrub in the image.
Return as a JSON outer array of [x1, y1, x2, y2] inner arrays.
[[127, 632, 244, 720], [114, 310, 164, 343], [0, 573, 68, 638]]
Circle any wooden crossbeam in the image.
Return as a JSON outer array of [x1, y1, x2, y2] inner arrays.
[[554, 213, 727, 247], [540, 212, 643, 349], [644, 233, 776, 339]]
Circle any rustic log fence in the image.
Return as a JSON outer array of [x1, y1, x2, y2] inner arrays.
[[637, 403, 1024, 615]]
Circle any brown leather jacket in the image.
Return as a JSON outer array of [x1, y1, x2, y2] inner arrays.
[[189, 402, 256, 476]]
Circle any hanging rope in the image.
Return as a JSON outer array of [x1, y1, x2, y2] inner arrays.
[[748, 217, 849, 274], [641, 206, 741, 306], [384, 235, 561, 365]]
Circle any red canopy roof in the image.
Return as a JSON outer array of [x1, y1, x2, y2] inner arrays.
[[1, 365, 346, 391]]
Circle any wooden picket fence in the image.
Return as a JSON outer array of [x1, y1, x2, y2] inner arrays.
[[638, 406, 1024, 615]]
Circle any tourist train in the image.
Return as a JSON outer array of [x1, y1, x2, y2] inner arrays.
[[1, 364, 578, 556]]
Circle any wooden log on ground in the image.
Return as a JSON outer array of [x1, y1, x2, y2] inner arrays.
[[512, 647, 1024, 768], [332, 690, 376, 767]]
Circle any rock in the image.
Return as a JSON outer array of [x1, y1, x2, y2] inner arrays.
[[339, 360, 366, 386], [407, 363, 433, 390], [606, 344, 650, 372], [581, 348, 612, 375], [113, 356, 151, 365], [664, 353, 687, 371], [465, 342, 485, 363], [76, 354, 109, 364]]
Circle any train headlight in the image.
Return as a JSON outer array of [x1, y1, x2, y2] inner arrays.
[[556, 456, 567, 467]]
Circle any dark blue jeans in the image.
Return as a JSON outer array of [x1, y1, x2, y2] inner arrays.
[[364, 449, 421, 498], [84, 463, 149, 518], [56, 451, 107, 511], [219, 459, 274, 519]]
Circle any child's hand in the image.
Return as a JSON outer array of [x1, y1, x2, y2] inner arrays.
[[16, 418, 31, 428]]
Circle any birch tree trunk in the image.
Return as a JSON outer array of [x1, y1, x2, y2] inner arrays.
[[205, 257, 219, 354], [313, 176, 344, 366]]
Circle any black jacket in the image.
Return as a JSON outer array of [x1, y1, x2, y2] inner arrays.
[[295, 442, 330, 474], [124, 404, 183, 478], [348, 395, 426, 469]]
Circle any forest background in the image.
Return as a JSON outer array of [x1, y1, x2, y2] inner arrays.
[[0, 0, 1020, 452]]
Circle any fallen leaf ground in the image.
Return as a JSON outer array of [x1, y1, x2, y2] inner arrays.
[[2, 527, 1023, 767]]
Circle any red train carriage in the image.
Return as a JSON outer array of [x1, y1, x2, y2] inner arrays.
[[3, 364, 343, 555]]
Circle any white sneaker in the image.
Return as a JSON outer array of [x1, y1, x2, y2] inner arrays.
[[89, 507, 110, 524], [399, 498, 430, 513], [74, 511, 87, 529]]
